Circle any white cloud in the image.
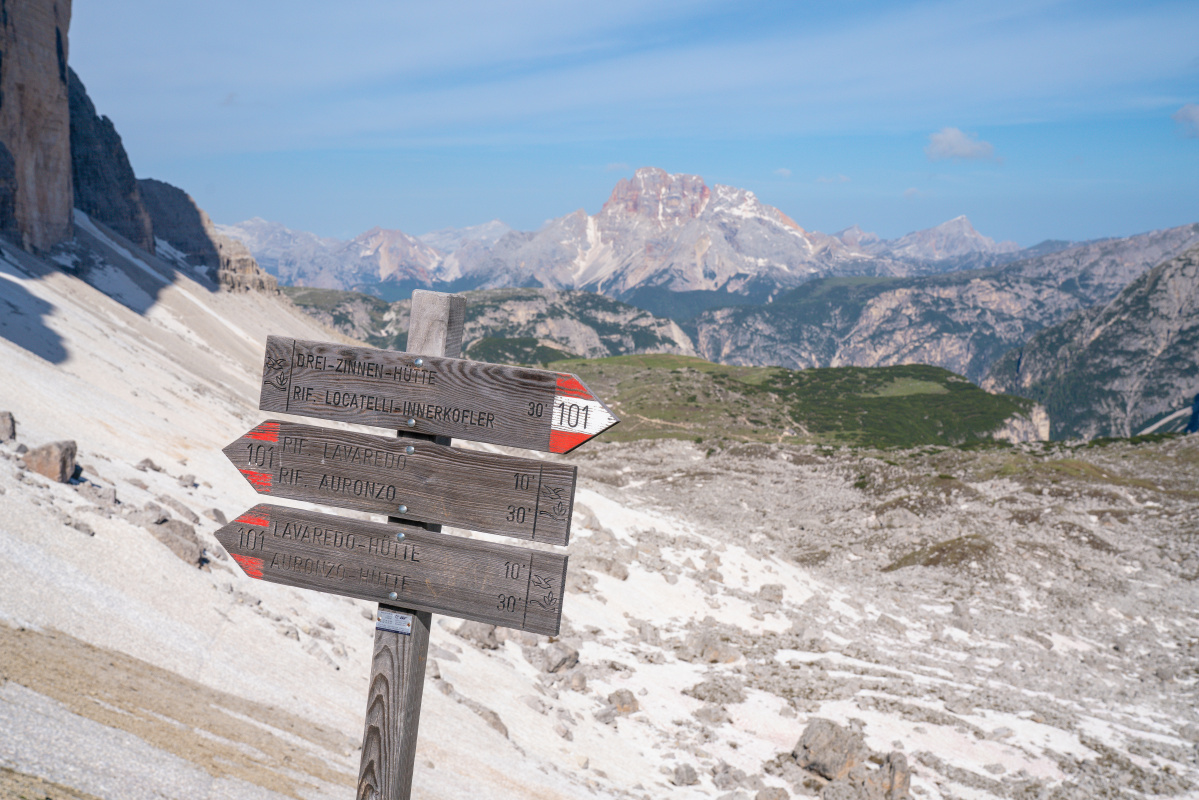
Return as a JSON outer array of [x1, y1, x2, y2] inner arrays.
[[605, 162, 630, 172], [1174, 104, 1199, 138], [816, 174, 850, 183], [925, 127, 996, 161], [903, 187, 921, 199], [774, 167, 792, 178]]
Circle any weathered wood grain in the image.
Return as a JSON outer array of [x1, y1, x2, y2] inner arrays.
[[224, 420, 576, 545], [216, 504, 568, 635], [357, 608, 431, 800], [360, 290, 466, 800], [258, 335, 618, 453]]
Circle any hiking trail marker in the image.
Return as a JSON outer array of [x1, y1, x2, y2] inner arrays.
[[219, 291, 617, 800]]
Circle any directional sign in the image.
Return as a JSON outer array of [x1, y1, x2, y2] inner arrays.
[[259, 336, 618, 453], [217, 504, 568, 635], [224, 420, 576, 545]]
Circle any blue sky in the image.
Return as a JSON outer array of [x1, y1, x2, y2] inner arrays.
[[70, 0, 1199, 245]]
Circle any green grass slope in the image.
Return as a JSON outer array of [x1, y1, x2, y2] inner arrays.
[[551, 355, 1035, 449]]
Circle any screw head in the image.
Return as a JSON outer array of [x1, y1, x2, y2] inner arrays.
[[414, 357, 424, 367], [397, 504, 408, 514], [406, 418, 416, 427], [388, 591, 398, 600], [405, 445, 415, 455]]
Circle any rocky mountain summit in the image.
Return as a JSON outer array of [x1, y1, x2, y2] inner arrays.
[[840, 215, 1021, 268], [221, 169, 1030, 310], [984, 245, 1199, 439], [693, 223, 1199, 383]]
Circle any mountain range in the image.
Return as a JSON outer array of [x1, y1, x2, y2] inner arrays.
[[983, 244, 1199, 439], [690, 222, 1199, 383], [219, 168, 1031, 312]]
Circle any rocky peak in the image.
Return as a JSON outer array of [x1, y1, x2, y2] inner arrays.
[[419, 219, 512, 253], [138, 178, 277, 293], [600, 167, 710, 229], [835, 225, 881, 249], [349, 227, 441, 283], [68, 68, 155, 253], [887, 215, 1019, 260]]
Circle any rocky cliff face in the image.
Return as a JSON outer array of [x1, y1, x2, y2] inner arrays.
[[139, 178, 276, 293], [983, 245, 1199, 439], [67, 68, 154, 253], [0, 0, 73, 251], [694, 223, 1199, 382]]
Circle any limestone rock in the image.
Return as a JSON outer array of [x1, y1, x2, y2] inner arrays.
[[758, 583, 785, 603], [456, 620, 500, 650], [756, 789, 789, 800], [20, 440, 76, 482], [541, 641, 579, 673], [0, 0, 74, 251], [145, 518, 206, 567], [68, 68, 154, 252], [607, 689, 638, 714], [0, 411, 15, 441], [672, 763, 699, 786], [792, 718, 866, 781]]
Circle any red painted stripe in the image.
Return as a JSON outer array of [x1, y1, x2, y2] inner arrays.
[[549, 429, 591, 454], [246, 421, 280, 443], [234, 511, 271, 527], [555, 373, 593, 401], [231, 553, 264, 580], [239, 469, 273, 492]]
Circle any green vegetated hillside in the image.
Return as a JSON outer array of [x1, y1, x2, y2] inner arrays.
[[551, 354, 1036, 449]]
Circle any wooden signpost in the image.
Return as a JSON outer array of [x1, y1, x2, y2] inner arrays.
[[224, 420, 577, 544], [220, 290, 617, 800], [259, 335, 618, 453], [214, 504, 567, 635]]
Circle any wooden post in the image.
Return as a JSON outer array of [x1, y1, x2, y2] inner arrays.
[[357, 290, 466, 800]]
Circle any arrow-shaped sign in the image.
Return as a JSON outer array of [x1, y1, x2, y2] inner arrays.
[[225, 420, 576, 545], [259, 336, 618, 453], [217, 504, 567, 635]]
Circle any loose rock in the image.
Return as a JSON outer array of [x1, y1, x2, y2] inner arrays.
[[20, 440, 77, 483], [456, 620, 500, 650], [672, 763, 699, 786], [608, 688, 639, 714], [0, 411, 14, 441]]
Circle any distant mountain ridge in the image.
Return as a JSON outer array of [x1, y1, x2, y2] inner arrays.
[[219, 167, 1032, 306], [691, 222, 1199, 382], [983, 244, 1199, 439]]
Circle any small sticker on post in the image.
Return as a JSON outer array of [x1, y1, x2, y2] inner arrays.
[[377, 610, 413, 635]]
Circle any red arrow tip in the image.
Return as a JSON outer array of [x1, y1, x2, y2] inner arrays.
[[247, 421, 280, 443], [239, 470, 273, 493], [231, 553, 264, 579]]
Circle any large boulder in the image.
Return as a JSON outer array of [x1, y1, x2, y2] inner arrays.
[[792, 718, 866, 781], [21, 440, 76, 482], [0, 411, 15, 441]]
